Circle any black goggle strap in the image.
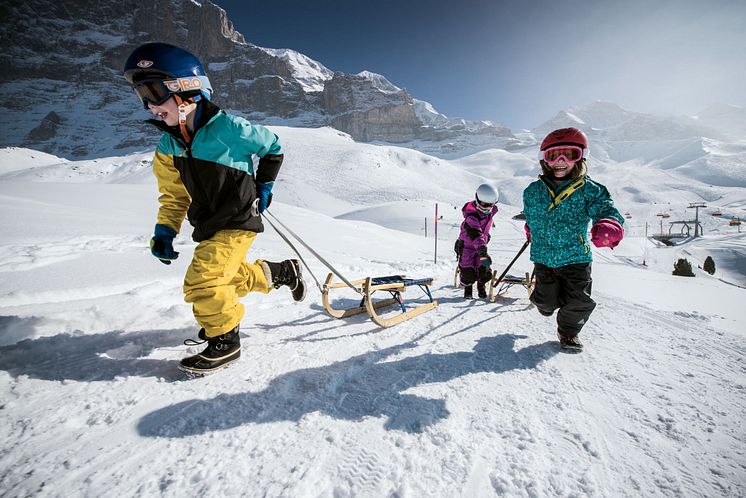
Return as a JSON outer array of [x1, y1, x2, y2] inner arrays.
[[541, 176, 585, 210]]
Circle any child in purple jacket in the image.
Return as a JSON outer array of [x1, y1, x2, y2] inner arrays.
[[455, 184, 499, 299]]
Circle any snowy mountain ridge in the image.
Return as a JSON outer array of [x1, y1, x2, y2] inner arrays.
[[2, 0, 742, 171], [0, 0, 514, 159], [258, 47, 334, 93], [536, 101, 720, 141]]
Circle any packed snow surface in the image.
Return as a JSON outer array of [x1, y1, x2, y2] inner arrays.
[[1, 128, 744, 497]]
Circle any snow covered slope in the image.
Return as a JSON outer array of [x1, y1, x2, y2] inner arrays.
[[1, 130, 745, 496]]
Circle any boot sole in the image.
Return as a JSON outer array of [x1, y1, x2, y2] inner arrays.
[[558, 333, 583, 352], [178, 348, 241, 375], [178, 355, 240, 375], [290, 260, 307, 302]]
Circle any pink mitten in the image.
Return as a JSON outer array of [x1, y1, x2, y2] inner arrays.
[[524, 223, 531, 242], [591, 219, 624, 248]]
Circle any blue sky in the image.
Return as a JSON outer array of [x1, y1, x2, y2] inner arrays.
[[216, 0, 746, 130]]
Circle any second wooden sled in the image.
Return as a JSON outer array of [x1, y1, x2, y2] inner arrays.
[[322, 273, 439, 328], [488, 271, 535, 302]]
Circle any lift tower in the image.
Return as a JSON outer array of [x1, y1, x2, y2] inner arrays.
[[687, 202, 706, 238]]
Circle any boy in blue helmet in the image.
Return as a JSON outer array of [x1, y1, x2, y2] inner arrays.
[[123, 42, 306, 375]]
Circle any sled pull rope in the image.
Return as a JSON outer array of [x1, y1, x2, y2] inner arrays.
[[261, 211, 325, 293], [263, 210, 362, 294], [492, 240, 530, 287]]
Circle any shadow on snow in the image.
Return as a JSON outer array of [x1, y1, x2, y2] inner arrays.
[[0, 317, 188, 382], [137, 333, 558, 436]]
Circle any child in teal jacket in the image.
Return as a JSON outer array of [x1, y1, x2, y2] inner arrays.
[[523, 128, 624, 351]]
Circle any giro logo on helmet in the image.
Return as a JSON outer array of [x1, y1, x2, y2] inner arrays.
[[137, 60, 154, 68], [163, 76, 202, 93], [164, 77, 204, 92]]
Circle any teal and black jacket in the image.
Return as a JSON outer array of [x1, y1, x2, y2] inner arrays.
[[148, 100, 283, 242], [523, 175, 623, 268]]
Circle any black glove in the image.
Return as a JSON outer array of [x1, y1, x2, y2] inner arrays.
[[454, 239, 464, 258], [477, 245, 488, 257], [465, 226, 481, 240]]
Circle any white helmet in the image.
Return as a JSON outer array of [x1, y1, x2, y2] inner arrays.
[[475, 184, 498, 206]]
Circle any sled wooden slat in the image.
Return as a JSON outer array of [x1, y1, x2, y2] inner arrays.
[[488, 271, 535, 302], [322, 277, 369, 289], [321, 273, 438, 327], [322, 274, 399, 319], [364, 281, 416, 292]]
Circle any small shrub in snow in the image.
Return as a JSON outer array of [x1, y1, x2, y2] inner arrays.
[[672, 258, 695, 277], [703, 256, 716, 275]]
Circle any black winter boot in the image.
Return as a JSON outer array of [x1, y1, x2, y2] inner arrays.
[[463, 284, 473, 299], [179, 326, 241, 374], [558, 330, 583, 351], [477, 281, 487, 299], [263, 259, 306, 302]]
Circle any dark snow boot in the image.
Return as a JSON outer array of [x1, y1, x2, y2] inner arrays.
[[463, 284, 473, 299], [179, 326, 241, 375], [263, 259, 306, 302], [558, 331, 583, 352], [477, 282, 487, 299]]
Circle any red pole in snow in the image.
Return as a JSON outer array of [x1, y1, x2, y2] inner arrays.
[[434, 203, 439, 264]]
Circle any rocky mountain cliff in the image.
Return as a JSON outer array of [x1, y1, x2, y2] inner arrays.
[[0, 0, 514, 159]]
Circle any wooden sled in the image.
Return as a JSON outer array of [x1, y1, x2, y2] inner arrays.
[[488, 271, 535, 302], [322, 273, 439, 328]]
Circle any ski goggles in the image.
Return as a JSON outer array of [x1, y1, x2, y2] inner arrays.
[[476, 200, 495, 213], [132, 76, 210, 109], [540, 145, 586, 166]]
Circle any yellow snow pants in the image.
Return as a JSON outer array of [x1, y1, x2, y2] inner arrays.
[[183, 229, 272, 337]]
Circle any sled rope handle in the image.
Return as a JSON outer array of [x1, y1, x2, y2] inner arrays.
[[263, 209, 363, 294], [492, 240, 530, 287]]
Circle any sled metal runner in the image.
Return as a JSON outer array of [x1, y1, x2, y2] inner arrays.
[[488, 271, 535, 302], [322, 273, 438, 327]]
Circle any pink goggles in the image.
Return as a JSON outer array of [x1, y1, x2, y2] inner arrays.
[[539, 145, 587, 166]]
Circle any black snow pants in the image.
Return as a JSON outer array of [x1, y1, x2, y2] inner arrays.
[[530, 262, 596, 337], [460, 263, 492, 287]]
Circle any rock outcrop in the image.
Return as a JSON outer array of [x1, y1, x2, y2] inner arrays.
[[0, 0, 513, 158]]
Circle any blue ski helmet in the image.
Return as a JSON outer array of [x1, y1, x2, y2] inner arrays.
[[123, 42, 212, 108]]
